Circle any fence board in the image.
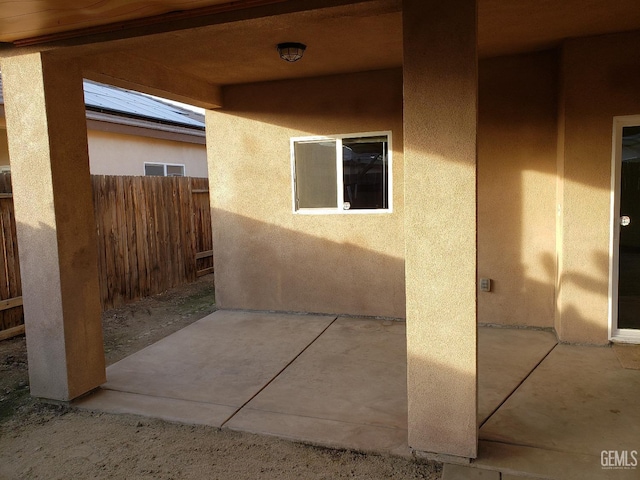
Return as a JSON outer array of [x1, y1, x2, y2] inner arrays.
[[0, 324, 24, 341]]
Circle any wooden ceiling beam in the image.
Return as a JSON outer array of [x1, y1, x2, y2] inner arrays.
[[2, 0, 286, 46], [4, 0, 367, 49]]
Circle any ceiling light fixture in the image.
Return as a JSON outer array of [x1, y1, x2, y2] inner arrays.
[[277, 42, 306, 62]]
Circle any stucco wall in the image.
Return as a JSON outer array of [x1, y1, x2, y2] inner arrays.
[[556, 30, 640, 344], [207, 69, 405, 318], [209, 59, 562, 326], [87, 129, 207, 177], [478, 51, 558, 327]]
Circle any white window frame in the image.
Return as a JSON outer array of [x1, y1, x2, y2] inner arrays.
[[143, 162, 186, 177], [290, 131, 392, 215]]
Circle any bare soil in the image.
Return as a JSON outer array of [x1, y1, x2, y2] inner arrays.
[[0, 276, 441, 479]]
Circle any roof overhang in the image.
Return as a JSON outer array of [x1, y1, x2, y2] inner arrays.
[[86, 110, 206, 145], [1, 0, 640, 109]]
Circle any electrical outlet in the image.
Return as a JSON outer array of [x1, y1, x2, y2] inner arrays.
[[480, 278, 492, 292]]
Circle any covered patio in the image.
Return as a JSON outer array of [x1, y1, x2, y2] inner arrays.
[[3, 0, 640, 474], [76, 310, 640, 479]]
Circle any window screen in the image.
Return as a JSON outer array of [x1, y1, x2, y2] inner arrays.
[[294, 141, 338, 209]]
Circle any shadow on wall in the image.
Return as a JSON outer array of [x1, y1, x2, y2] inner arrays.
[[558, 251, 610, 296], [218, 69, 404, 138], [554, 249, 612, 341], [212, 209, 406, 319], [477, 51, 559, 329], [477, 49, 619, 342]]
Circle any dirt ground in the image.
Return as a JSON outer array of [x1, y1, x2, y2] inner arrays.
[[0, 276, 441, 479]]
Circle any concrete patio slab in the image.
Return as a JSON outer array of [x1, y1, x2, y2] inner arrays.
[[76, 309, 631, 480], [613, 343, 640, 370], [77, 310, 337, 424], [225, 317, 408, 454], [76, 389, 236, 427], [478, 328, 557, 424], [227, 408, 410, 456], [474, 440, 637, 480], [501, 474, 547, 480], [478, 345, 640, 479], [442, 463, 500, 479]]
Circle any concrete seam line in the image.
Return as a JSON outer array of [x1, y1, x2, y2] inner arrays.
[[219, 315, 339, 427], [478, 342, 559, 430]]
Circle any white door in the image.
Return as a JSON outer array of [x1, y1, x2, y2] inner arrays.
[[611, 116, 640, 343]]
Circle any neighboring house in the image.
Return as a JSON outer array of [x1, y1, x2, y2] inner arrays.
[[1, 0, 640, 469], [0, 78, 207, 178]]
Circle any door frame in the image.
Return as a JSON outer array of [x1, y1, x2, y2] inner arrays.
[[609, 115, 640, 343]]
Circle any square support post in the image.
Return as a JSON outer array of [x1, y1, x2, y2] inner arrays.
[[403, 0, 478, 459], [1, 52, 106, 401]]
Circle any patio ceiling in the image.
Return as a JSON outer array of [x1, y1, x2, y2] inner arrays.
[[3, 0, 640, 54], [2, 0, 640, 106]]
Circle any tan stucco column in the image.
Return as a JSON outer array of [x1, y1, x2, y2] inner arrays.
[[403, 0, 478, 459], [0, 52, 106, 400]]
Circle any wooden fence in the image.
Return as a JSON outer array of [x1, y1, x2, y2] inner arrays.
[[93, 175, 214, 308], [0, 174, 214, 339], [0, 173, 23, 340], [191, 178, 215, 278]]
